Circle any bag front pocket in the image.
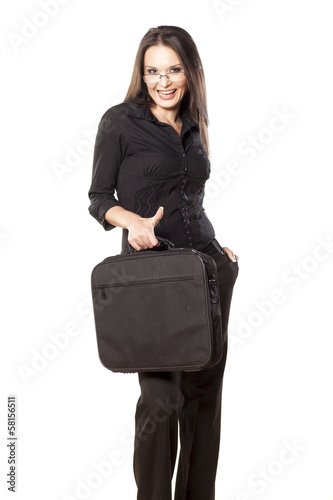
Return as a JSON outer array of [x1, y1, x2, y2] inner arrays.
[[97, 275, 197, 300]]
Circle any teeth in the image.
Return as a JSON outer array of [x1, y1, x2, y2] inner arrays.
[[158, 90, 176, 95]]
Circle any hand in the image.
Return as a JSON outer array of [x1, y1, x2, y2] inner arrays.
[[222, 247, 239, 262], [127, 206, 164, 251]]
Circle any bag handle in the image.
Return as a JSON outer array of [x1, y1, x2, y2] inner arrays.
[[127, 236, 175, 254]]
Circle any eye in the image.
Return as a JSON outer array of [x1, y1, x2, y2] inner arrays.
[[147, 69, 158, 74], [170, 66, 182, 73]]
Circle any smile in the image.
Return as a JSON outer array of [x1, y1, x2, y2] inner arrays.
[[157, 89, 177, 94], [156, 89, 177, 99]]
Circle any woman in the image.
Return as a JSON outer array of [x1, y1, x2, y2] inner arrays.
[[88, 25, 239, 500]]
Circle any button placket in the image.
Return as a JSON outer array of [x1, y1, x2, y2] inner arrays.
[[180, 151, 192, 247]]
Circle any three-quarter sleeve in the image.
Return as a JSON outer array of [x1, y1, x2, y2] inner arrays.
[[88, 113, 123, 230]]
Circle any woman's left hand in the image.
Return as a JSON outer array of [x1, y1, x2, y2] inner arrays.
[[222, 247, 239, 262]]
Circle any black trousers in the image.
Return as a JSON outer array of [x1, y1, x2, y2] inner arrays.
[[132, 238, 239, 500]]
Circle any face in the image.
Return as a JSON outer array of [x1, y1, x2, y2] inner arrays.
[[143, 44, 188, 112]]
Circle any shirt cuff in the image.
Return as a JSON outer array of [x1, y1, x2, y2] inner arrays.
[[98, 199, 121, 231]]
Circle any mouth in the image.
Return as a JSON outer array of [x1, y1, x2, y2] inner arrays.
[[156, 89, 177, 99]]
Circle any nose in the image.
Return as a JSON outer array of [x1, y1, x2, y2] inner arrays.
[[158, 74, 171, 88]]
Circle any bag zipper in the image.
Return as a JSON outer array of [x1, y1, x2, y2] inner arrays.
[[98, 275, 197, 299]]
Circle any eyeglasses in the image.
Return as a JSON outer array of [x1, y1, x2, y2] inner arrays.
[[142, 68, 186, 84]]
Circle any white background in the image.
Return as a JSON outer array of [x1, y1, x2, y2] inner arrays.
[[1, 1, 332, 499]]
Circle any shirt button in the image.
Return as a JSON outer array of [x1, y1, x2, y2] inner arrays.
[[182, 153, 186, 157], [184, 166, 188, 171]]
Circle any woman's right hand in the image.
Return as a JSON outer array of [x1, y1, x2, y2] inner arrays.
[[127, 206, 164, 251]]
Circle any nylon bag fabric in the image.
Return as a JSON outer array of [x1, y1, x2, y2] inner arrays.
[[91, 240, 223, 373]]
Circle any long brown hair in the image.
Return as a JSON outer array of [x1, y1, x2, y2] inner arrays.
[[123, 25, 210, 157]]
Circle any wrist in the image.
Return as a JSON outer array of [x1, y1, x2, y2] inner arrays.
[[125, 212, 143, 231]]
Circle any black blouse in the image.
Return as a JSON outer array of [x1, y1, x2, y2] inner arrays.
[[88, 101, 216, 251]]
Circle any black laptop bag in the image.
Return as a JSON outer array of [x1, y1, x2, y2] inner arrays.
[[91, 238, 223, 373]]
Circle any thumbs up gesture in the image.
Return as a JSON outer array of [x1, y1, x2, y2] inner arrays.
[[127, 206, 164, 251]]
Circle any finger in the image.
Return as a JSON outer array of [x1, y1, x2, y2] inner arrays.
[[128, 240, 142, 252], [148, 234, 159, 247], [135, 238, 152, 250], [151, 206, 164, 227], [227, 251, 236, 261], [223, 247, 238, 261], [138, 234, 157, 249]]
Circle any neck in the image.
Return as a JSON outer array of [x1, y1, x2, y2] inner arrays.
[[151, 104, 181, 124]]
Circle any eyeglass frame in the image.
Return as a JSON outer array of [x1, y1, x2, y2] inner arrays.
[[142, 69, 186, 84]]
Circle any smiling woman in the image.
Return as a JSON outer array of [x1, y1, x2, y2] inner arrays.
[[123, 25, 211, 156], [88, 24, 239, 500]]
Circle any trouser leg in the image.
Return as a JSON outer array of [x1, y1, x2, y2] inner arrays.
[[133, 239, 239, 500], [174, 241, 239, 500], [133, 370, 184, 500]]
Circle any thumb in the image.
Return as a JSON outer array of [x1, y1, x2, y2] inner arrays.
[[151, 206, 164, 227]]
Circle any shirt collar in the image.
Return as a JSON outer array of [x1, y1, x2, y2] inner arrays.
[[125, 102, 197, 129]]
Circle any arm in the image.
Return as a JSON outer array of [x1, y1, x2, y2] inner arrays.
[[88, 114, 123, 230], [88, 110, 164, 250]]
